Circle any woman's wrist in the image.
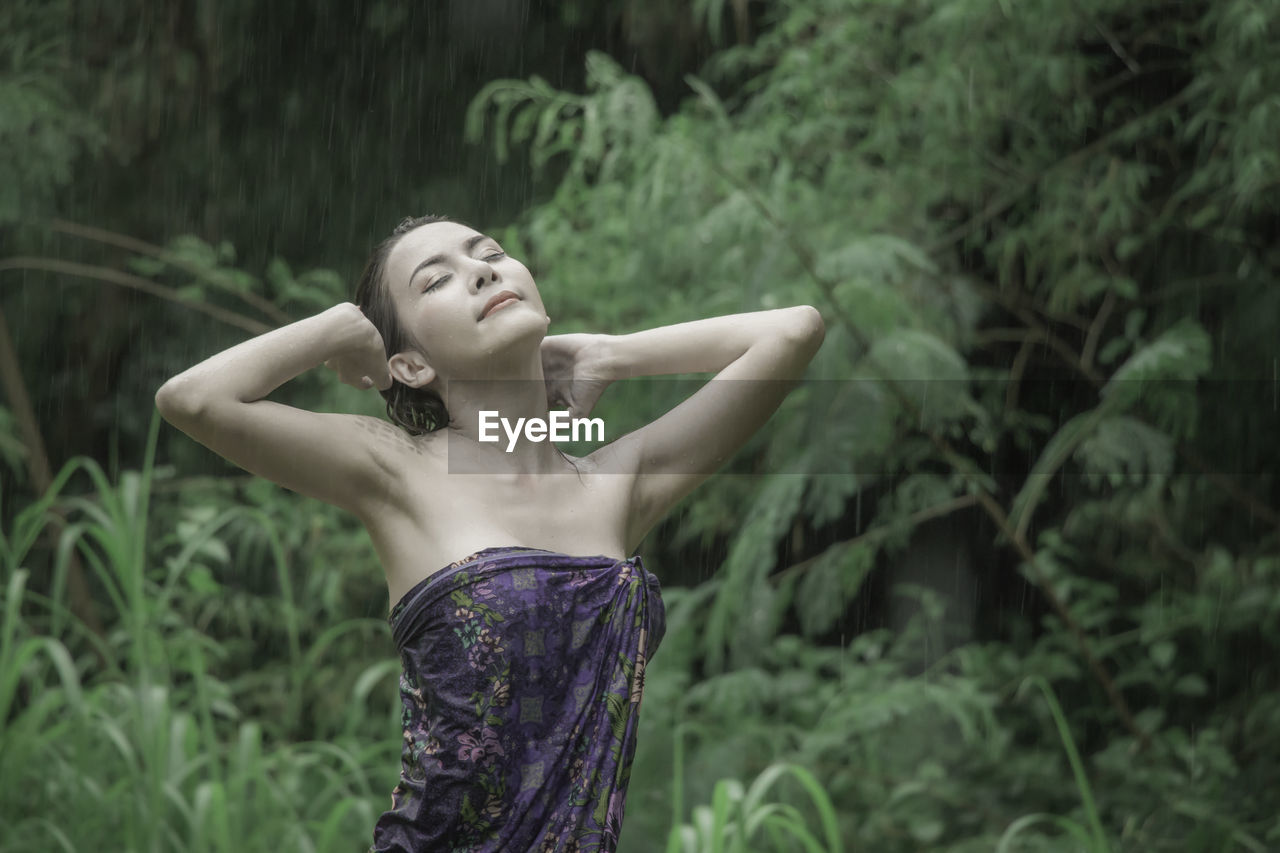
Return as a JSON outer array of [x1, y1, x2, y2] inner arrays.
[[323, 302, 383, 359], [587, 334, 626, 381]]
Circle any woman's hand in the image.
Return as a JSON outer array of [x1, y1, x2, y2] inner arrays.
[[322, 303, 394, 391], [541, 333, 614, 418]]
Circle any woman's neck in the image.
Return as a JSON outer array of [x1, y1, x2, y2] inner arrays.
[[439, 361, 570, 475]]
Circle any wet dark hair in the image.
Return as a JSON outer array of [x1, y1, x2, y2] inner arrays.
[[354, 214, 460, 435]]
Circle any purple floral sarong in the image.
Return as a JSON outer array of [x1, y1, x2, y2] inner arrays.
[[368, 546, 665, 853]]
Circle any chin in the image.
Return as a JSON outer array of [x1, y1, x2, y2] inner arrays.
[[469, 310, 546, 359], [495, 301, 547, 328], [508, 310, 550, 342]]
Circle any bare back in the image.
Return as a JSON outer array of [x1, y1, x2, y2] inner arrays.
[[352, 417, 638, 612]]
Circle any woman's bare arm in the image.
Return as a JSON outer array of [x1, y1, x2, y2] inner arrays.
[[591, 307, 823, 379], [156, 302, 390, 406], [155, 303, 400, 518], [585, 306, 825, 546]]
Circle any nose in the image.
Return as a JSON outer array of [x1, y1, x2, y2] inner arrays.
[[469, 258, 500, 293]]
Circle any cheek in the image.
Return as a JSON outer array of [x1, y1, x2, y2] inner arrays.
[[509, 263, 542, 299], [420, 294, 479, 341], [506, 259, 534, 281]]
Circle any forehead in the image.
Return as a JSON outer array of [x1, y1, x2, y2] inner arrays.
[[386, 221, 486, 283]]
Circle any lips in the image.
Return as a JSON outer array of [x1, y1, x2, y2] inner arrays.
[[480, 290, 520, 319]]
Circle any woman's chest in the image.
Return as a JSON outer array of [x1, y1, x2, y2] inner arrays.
[[440, 471, 632, 538], [368, 467, 637, 605]]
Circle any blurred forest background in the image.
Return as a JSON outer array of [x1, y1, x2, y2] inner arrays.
[[2, 0, 1278, 850]]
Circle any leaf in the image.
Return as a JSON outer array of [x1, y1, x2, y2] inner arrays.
[[265, 258, 293, 293], [795, 541, 876, 638], [684, 75, 731, 131], [1074, 415, 1174, 488], [1149, 640, 1176, 669], [704, 475, 807, 672], [802, 473, 859, 527], [127, 256, 167, 277], [185, 564, 222, 595], [1173, 674, 1208, 696], [168, 235, 220, 270], [1007, 406, 1109, 542], [1103, 317, 1212, 430]]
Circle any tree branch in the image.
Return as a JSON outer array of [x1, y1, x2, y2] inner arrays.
[[0, 257, 272, 335], [47, 219, 293, 327], [927, 84, 1197, 253], [770, 494, 982, 587]]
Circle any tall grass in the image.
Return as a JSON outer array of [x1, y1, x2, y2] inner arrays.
[[0, 411, 386, 852]]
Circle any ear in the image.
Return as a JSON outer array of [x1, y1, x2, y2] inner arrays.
[[388, 350, 437, 389]]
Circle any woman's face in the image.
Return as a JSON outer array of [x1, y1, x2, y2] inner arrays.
[[383, 220, 549, 383]]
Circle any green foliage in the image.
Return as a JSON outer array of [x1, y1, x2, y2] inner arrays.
[[1, 413, 394, 851], [664, 762, 844, 853], [0, 2, 103, 224], [467, 52, 661, 179]]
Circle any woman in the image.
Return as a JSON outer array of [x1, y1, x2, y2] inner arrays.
[[154, 214, 824, 852]]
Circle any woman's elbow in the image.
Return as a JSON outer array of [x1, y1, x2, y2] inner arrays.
[[782, 305, 825, 352], [155, 380, 204, 424]]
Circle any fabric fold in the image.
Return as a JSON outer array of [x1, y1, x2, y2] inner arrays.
[[370, 546, 666, 853]]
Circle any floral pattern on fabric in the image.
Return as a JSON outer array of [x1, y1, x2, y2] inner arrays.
[[369, 547, 665, 853]]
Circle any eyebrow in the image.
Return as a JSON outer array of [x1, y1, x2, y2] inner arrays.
[[408, 234, 491, 289]]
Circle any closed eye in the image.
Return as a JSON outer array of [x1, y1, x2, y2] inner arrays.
[[422, 252, 504, 293]]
